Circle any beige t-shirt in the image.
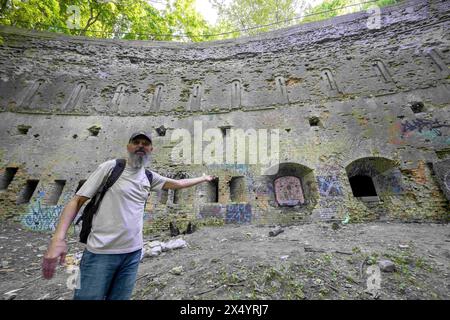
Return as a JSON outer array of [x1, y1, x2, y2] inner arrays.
[[76, 159, 167, 254]]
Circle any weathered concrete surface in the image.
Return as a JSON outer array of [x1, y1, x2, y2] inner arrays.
[[0, 0, 448, 231]]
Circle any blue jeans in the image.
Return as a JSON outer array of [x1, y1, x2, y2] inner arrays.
[[73, 248, 142, 300]]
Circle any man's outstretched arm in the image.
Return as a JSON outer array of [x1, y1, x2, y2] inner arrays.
[[42, 195, 89, 279], [162, 174, 216, 190]]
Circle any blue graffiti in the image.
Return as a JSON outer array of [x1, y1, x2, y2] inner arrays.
[[317, 176, 343, 197], [209, 164, 249, 175], [225, 204, 251, 224], [21, 191, 65, 231], [384, 171, 403, 194], [401, 119, 450, 139]]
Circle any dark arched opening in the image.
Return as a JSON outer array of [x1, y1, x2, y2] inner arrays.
[[349, 175, 377, 197]]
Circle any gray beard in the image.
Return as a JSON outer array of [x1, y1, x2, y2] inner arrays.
[[128, 152, 150, 169]]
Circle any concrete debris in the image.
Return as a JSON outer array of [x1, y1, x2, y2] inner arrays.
[[269, 227, 284, 237], [141, 239, 187, 260], [170, 266, 183, 275], [162, 239, 187, 251], [1, 260, 9, 268], [378, 259, 396, 272]]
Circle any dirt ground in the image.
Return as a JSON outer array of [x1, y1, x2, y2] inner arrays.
[[0, 219, 449, 300]]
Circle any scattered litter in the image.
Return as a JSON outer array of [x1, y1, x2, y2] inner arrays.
[[162, 239, 187, 251], [170, 266, 183, 275], [4, 288, 23, 300], [151, 246, 162, 256], [65, 252, 83, 266], [269, 226, 284, 237], [4, 288, 22, 295], [38, 293, 51, 300], [341, 214, 350, 225], [141, 239, 187, 260]]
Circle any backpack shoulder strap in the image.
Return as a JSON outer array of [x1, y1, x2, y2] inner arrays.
[[145, 169, 153, 185], [104, 158, 126, 190], [75, 159, 126, 226]]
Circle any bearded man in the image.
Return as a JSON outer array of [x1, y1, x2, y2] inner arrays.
[[42, 131, 214, 300]]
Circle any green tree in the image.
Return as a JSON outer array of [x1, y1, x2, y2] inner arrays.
[[0, 0, 65, 31], [211, 0, 307, 37], [165, 0, 212, 42], [302, 0, 399, 23], [0, 0, 211, 41], [0, 0, 402, 42]]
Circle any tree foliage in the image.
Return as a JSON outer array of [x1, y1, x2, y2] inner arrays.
[[302, 0, 399, 23], [0, 0, 211, 41], [0, 0, 402, 42], [210, 0, 306, 37], [212, 0, 400, 38]]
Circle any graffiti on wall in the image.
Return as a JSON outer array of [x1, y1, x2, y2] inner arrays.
[[199, 204, 225, 219], [317, 176, 343, 197], [389, 119, 450, 145], [379, 169, 404, 194], [225, 203, 251, 224], [274, 176, 304, 206], [21, 190, 66, 231]]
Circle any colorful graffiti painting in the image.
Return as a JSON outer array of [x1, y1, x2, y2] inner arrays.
[[390, 119, 450, 145], [225, 204, 251, 224], [274, 176, 304, 206], [317, 176, 343, 197], [21, 191, 65, 231]]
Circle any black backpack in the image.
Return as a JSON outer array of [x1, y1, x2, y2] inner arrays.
[[75, 158, 153, 244]]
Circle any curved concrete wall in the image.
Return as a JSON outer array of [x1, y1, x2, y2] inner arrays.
[[0, 0, 448, 230]]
